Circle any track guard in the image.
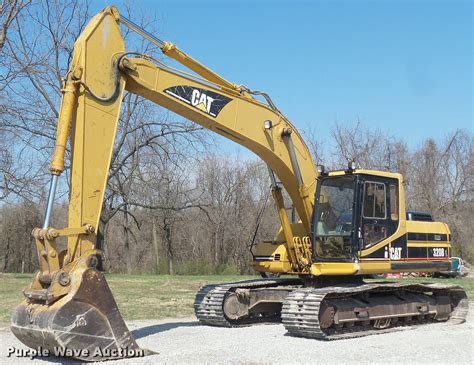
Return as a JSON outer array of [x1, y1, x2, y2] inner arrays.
[[11, 268, 150, 361]]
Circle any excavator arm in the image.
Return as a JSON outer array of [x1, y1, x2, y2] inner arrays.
[[12, 7, 469, 358], [57, 6, 317, 268], [64, 7, 316, 235], [11, 6, 317, 360]]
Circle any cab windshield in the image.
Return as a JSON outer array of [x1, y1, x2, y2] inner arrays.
[[313, 176, 355, 259], [315, 176, 355, 236]]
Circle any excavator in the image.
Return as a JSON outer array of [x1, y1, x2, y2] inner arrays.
[[11, 6, 468, 361]]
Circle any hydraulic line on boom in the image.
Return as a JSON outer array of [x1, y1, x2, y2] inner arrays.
[[11, 6, 317, 360], [11, 6, 467, 361]]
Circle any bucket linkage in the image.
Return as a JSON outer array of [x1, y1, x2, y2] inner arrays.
[[11, 227, 149, 361]]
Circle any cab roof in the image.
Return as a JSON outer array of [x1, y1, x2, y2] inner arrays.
[[324, 168, 403, 181]]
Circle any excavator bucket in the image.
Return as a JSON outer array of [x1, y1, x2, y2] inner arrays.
[[11, 268, 148, 361]]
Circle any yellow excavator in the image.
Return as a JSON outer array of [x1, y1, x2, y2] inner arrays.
[[11, 6, 468, 360]]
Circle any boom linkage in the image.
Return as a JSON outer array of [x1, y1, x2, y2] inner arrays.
[[11, 6, 317, 360], [42, 6, 317, 268], [10, 7, 469, 362]]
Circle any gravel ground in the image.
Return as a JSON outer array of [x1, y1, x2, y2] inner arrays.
[[1, 305, 473, 365]]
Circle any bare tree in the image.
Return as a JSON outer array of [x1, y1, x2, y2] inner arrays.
[[1, 1, 472, 274], [1, 0, 90, 204], [0, 1, 209, 273], [0, 200, 41, 272], [303, 125, 326, 166], [0, 0, 29, 50], [408, 130, 473, 259], [330, 120, 406, 171]]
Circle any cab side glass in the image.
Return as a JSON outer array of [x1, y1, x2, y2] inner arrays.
[[389, 183, 399, 221], [363, 182, 386, 219], [313, 177, 355, 260], [362, 181, 387, 247]]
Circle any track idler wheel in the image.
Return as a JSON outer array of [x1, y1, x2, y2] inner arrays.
[[223, 290, 250, 321], [319, 301, 335, 329], [11, 268, 149, 361]]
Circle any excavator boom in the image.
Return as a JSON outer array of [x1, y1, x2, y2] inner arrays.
[[11, 6, 317, 360], [11, 5, 468, 361]]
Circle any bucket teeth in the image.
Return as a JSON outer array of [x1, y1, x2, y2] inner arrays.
[[11, 268, 148, 361]]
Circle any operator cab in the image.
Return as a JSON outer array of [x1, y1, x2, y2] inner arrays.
[[312, 170, 400, 262]]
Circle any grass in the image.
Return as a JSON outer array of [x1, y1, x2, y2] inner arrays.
[[105, 274, 253, 321], [0, 273, 252, 326], [0, 273, 35, 327], [0, 273, 472, 327]]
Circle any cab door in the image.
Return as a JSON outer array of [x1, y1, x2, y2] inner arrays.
[[312, 176, 357, 262], [358, 176, 399, 252]]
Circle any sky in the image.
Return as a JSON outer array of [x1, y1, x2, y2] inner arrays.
[[92, 0, 472, 155]]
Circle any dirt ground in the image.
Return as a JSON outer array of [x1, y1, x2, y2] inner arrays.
[[1, 304, 473, 365]]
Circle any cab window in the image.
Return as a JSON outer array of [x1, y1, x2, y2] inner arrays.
[[389, 183, 399, 221], [313, 176, 355, 260], [363, 182, 386, 219], [362, 181, 387, 247]]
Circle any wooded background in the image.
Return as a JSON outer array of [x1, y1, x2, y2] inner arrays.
[[1, 1, 472, 274]]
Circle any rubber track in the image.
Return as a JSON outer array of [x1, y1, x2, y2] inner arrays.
[[194, 278, 303, 327], [281, 282, 469, 340]]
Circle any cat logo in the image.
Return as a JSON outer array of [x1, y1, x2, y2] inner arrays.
[[384, 246, 402, 260], [191, 89, 214, 114], [390, 247, 402, 260], [164, 85, 232, 118]]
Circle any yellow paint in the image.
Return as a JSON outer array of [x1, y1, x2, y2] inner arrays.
[[408, 243, 450, 248], [195, 102, 208, 112], [27, 6, 454, 295]]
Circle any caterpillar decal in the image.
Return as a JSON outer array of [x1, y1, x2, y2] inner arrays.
[[164, 85, 232, 117], [361, 232, 451, 261]]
